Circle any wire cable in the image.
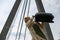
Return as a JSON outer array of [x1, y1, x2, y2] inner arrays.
[[18, 0, 28, 40], [15, 0, 26, 40], [24, 0, 31, 40]]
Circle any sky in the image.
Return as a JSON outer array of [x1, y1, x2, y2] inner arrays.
[[0, 0, 60, 40]]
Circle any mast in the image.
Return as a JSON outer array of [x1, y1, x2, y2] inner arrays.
[[0, 0, 21, 40], [35, 0, 54, 40]]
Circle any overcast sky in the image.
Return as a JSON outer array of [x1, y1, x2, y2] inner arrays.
[[0, 0, 60, 40]]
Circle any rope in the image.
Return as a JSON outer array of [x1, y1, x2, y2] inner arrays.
[[24, 0, 31, 40], [15, 0, 26, 40], [18, 0, 28, 40]]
